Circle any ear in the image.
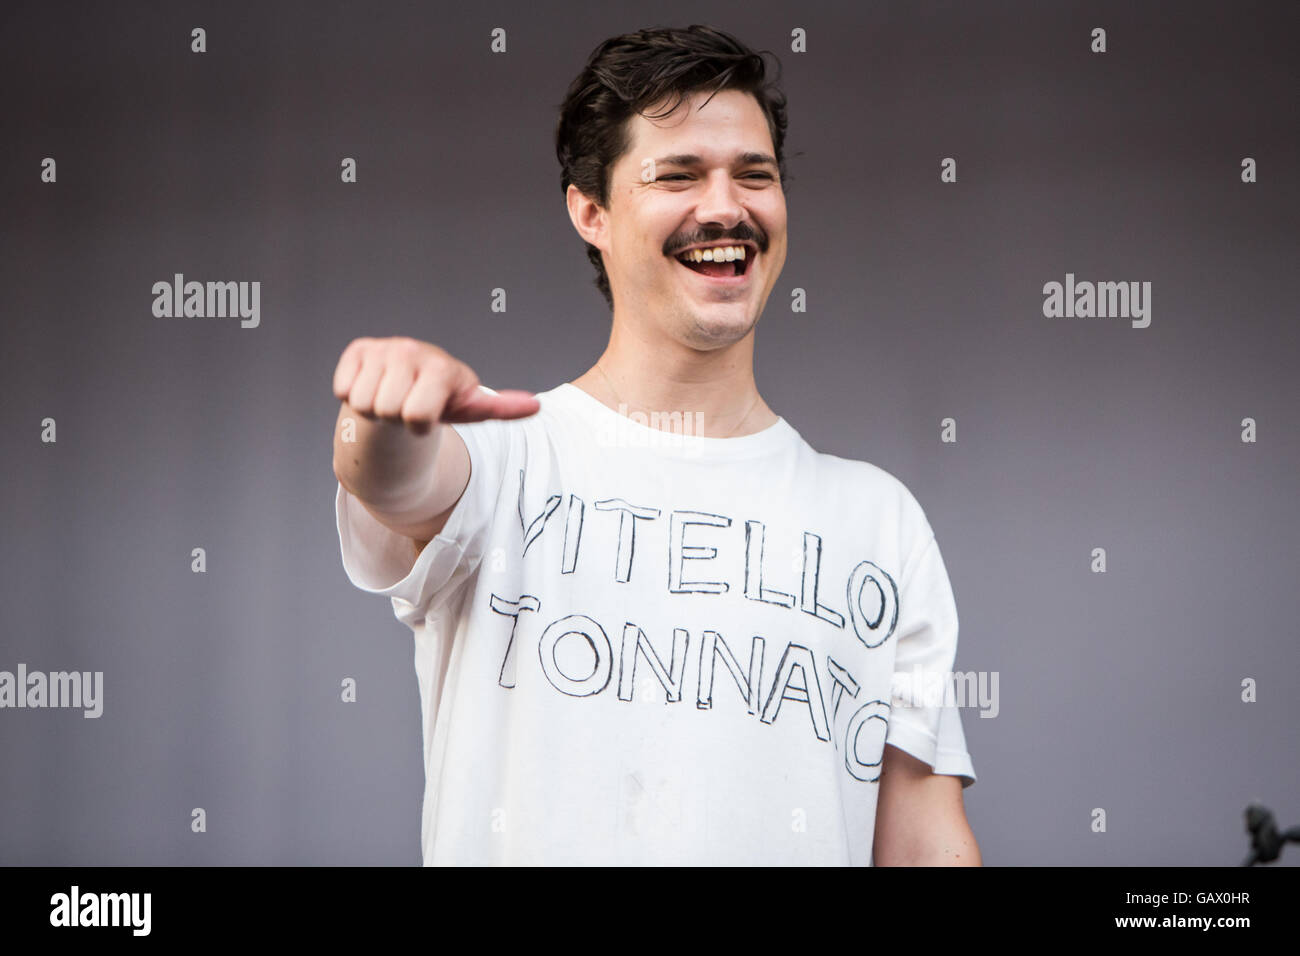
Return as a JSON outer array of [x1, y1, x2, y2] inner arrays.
[[566, 183, 608, 252]]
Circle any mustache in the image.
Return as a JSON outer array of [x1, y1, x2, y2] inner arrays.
[[667, 228, 764, 255]]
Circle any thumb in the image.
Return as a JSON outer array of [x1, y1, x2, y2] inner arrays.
[[442, 384, 540, 423]]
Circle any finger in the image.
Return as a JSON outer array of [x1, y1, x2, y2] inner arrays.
[[401, 365, 468, 434], [332, 339, 368, 399], [346, 350, 386, 415], [442, 388, 540, 423], [437, 380, 492, 422], [372, 361, 417, 420]]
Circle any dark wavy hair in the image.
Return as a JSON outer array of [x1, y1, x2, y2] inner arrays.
[[555, 25, 790, 309]]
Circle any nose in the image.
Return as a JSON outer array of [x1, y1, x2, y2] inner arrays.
[[692, 169, 746, 229]]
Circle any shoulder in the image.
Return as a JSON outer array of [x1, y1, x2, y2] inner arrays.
[[804, 445, 933, 533], [794, 443, 938, 586]]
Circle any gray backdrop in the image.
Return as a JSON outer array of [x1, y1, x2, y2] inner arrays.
[[1, 0, 1296, 865]]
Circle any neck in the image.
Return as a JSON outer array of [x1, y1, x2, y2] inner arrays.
[[570, 319, 778, 438]]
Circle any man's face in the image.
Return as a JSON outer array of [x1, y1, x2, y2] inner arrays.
[[572, 88, 788, 348]]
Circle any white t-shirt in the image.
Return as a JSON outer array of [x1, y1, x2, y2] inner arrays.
[[335, 382, 976, 865]]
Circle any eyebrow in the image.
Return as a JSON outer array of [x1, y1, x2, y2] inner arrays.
[[653, 152, 778, 169]]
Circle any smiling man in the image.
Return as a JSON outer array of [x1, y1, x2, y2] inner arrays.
[[331, 25, 981, 866]]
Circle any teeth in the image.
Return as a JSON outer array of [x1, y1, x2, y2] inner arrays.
[[676, 245, 748, 263]]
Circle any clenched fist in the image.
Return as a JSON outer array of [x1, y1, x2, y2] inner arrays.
[[332, 336, 539, 435]]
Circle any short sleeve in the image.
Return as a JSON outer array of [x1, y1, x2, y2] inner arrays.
[[884, 534, 974, 785], [335, 418, 511, 628], [934, 703, 977, 789]]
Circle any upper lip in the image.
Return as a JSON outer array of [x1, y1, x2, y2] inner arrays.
[[671, 239, 759, 257]]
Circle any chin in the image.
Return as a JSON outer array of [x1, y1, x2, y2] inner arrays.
[[682, 307, 759, 347]]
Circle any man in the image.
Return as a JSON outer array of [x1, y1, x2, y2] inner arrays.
[[331, 25, 980, 866]]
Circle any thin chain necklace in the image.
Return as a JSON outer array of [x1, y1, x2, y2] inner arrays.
[[595, 363, 764, 438]]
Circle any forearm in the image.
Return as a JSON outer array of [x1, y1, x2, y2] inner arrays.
[[874, 811, 982, 866], [332, 399, 444, 511]]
